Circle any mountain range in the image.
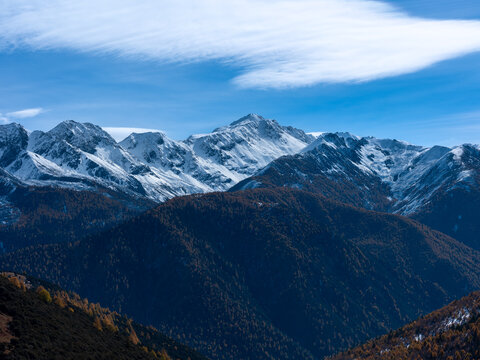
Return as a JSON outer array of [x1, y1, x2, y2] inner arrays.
[[2, 114, 479, 249], [0, 114, 313, 203], [2, 114, 480, 359], [2, 115, 478, 214], [233, 131, 480, 249], [2, 188, 480, 359]]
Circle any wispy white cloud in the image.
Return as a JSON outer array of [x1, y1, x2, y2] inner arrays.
[[1, 0, 480, 88], [103, 127, 163, 141], [0, 107, 44, 123], [6, 108, 44, 119]]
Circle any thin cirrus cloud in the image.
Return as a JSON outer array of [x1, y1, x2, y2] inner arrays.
[[1, 1, 480, 89], [0, 108, 44, 123], [6, 108, 44, 119]]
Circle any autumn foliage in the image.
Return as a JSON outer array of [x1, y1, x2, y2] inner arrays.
[[3, 188, 480, 359]]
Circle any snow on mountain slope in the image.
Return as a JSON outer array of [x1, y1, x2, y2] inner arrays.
[[184, 114, 315, 189], [4, 121, 147, 196], [0, 123, 29, 169], [119, 131, 214, 196], [0, 115, 314, 202], [120, 114, 315, 195], [188, 114, 313, 174], [234, 132, 480, 215], [2, 114, 477, 215]]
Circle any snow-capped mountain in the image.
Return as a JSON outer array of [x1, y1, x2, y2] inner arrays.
[[233, 131, 480, 216], [2, 115, 480, 249], [0, 114, 314, 202], [2, 114, 479, 236], [0, 123, 29, 169]]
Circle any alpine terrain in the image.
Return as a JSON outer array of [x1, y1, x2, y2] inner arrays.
[[0, 114, 313, 203], [233, 131, 480, 249], [2, 188, 480, 359]]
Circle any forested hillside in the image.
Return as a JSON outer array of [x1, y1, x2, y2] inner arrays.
[[0, 184, 154, 252], [332, 290, 480, 359], [0, 273, 208, 360], [2, 188, 480, 359]]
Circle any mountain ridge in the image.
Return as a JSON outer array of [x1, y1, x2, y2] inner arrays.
[[331, 289, 480, 359], [2, 116, 479, 213], [3, 188, 480, 359], [0, 273, 208, 360], [2, 115, 480, 248], [232, 131, 480, 248], [0, 114, 313, 203]]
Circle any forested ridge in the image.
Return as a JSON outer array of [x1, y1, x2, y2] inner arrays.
[[0, 184, 154, 252], [0, 273, 208, 360], [332, 290, 480, 360], [2, 188, 480, 359]]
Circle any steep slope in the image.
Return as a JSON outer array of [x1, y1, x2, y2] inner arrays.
[[0, 168, 23, 228], [2, 189, 480, 359], [232, 133, 394, 211], [232, 133, 480, 248], [332, 290, 480, 360], [121, 113, 314, 193], [0, 273, 208, 360], [0, 170, 154, 253], [0, 123, 29, 170], [410, 145, 480, 249], [182, 114, 314, 188], [0, 115, 313, 202], [5, 120, 157, 198]]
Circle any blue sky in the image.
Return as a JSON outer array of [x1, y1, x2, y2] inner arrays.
[[1, 0, 480, 146]]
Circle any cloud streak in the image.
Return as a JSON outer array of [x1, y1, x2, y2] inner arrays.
[[6, 108, 44, 119], [0, 107, 44, 123], [1, 0, 480, 88]]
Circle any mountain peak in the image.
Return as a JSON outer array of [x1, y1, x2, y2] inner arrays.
[[228, 113, 275, 128], [211, 114, 289, 136], [126, 130, 167, 140], [334, 131, 360, 141], [0, 122, 28, 138], [0, 123, 29, 168], [48, 120, 117, 152], [302, 131, 361, 153], [120, 130, 171, 150], [50, 120, 112, 138]]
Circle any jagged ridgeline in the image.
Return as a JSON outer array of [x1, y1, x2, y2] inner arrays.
[[232, 133, 480, 249], [0, 273, 208, 360], [2, 115, 480, 250], [2, 115, 480, 359], [3, 188, 480, 359], [331, 290, 480, 359], [0, 114, 314, 202]]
